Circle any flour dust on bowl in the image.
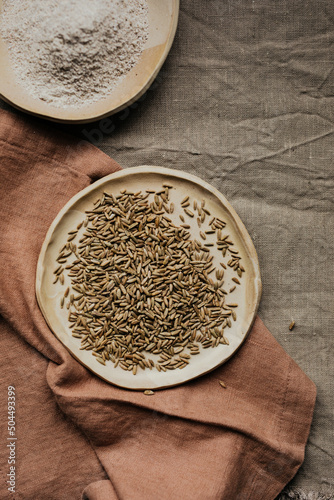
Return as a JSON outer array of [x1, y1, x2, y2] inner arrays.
[[0, 0, 179, 123], [36, 166, 262, 390]]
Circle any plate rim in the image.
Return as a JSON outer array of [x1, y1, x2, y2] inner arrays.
[[36, 165, 262, 390]]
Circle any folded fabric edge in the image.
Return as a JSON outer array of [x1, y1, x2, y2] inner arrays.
[[0, 108, 122, 180], [250, 355, 317, 500], [82, 479, 119, 500]]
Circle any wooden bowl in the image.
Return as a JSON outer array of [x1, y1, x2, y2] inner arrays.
[[0, 0, 179, 124], [36, 166, 262, 390]]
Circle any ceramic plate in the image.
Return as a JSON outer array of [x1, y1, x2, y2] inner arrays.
[[0, 0, 179, 123], [36, 166, 262, 390]]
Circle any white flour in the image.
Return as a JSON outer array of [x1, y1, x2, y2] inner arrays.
[[0, 0, 148, 107]]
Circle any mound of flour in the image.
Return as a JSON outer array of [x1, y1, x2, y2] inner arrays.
[[0, 0, 148, 107]]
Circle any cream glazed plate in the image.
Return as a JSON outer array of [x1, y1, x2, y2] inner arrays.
[[0, 0, 179, 123], [36, 166, 262, 390]]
